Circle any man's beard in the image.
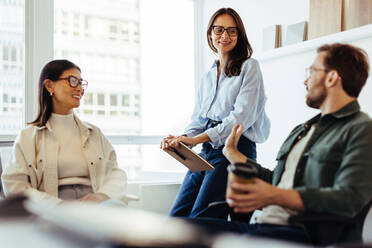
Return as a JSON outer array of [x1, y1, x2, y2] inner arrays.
[[306, 80, 327, 109]]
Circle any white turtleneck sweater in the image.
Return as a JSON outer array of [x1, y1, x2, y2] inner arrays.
[[48, 112, 91, 186]]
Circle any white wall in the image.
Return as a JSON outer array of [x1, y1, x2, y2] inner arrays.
[[258, 38, 372, 167], [201, 1, 372, 168]]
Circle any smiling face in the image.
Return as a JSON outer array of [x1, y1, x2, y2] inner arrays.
[[47, 68, 84, 114], [210, 14, 238, 56]]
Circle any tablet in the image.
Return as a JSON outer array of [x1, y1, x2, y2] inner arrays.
[[164, 142, 215, 172]]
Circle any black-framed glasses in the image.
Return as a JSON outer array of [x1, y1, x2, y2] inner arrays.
[[305, 67, 329, 79], [212, 25, 238, 37], [58, 75, 88, 90]]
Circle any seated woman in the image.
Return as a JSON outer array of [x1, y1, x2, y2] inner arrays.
[[1, 59, 128, 205], [161, 7, 270, 218]]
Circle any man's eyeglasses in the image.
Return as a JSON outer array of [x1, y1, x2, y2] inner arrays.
[[305, 67, 329, 79], [58, 75, 88, 90], [212, 25, 238, 37]]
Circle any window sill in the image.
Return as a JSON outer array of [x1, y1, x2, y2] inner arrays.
[[128, 171, 185, 185]]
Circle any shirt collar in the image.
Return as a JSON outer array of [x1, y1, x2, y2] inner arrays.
[[211, 60, 219, 69], [211, 60, 226, 79], [304, 100, 360, 127], [330, 100, 360, 119]]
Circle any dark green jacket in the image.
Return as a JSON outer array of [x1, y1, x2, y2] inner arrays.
[[255, 101, 372, 242]]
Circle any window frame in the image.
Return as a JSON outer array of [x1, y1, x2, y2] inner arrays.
[[0, 0, 203, 157]]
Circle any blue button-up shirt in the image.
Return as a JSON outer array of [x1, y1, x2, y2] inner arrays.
[[185, 58, 270, 148]]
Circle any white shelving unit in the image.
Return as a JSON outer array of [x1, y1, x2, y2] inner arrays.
[[254, 23, 372, 168], [257, 24, 372, 62]]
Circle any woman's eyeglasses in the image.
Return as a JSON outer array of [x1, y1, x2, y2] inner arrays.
[[212, 25, 238, 37], [58, 75, 88, 90]]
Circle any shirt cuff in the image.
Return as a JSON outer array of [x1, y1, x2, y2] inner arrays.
[[295, 186, 318, 212], [205, 128, 223, 147], [184, 130, 201, 138]]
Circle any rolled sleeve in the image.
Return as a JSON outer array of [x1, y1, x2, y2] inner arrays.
[[205, 127, 221, 146]]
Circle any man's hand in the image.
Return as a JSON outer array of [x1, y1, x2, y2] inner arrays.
[[226, 178, 305, 213], [78, 193, 110, 203], [226, 178, 278, 212], [223, 124, 248, 164]]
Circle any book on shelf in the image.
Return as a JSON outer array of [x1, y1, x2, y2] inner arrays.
[[263, 24, 281, 51], [284, 21, 308, 46]]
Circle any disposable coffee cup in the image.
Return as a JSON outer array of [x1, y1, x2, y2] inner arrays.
[[226, 161, 258, 196]]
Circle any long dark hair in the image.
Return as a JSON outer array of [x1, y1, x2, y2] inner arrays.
[[207, 8, 253, 77], [29, 59, 81, 127]]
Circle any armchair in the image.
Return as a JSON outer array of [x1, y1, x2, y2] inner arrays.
[[289, 199, 372, 246], [196, 199, 372, 247]]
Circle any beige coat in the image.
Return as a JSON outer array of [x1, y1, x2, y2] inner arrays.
[[1, 114, 128, 205]]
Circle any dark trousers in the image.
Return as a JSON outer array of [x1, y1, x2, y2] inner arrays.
[[188, 217, 310, 244], [169, 134, 256, 218]]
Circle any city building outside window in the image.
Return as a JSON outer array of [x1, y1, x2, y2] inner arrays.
[[0, 0, 25, 135], [0, 0, 194, 181], [54, 0, 195, 179]]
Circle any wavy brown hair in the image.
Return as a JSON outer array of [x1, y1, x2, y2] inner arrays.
[[28, 60, 81, 127], [207, 8, 253, 77], [317, 43, 369, 98]]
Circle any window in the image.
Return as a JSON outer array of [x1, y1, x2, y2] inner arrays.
[[122, 95, 130, 106], [0, 0, 25, 135], [84, 110, 93, 115], [134, 95, 140, 108], [110, 94, 117, 106], [3, 94, 8, 103], [54, 0, 195, 179], [84, 93, 93, 105], [11, 47, 16, 61], [97, 93, 105, 105], [3, 46, 8, 60]]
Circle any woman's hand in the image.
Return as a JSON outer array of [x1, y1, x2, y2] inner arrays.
[[160, 135, 200, 149], [222, 124, 247, 164], [160, 134, 175, 149], [78, 193, 110, 203]]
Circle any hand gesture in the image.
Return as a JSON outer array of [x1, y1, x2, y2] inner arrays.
[[223, 124, 247, 164]]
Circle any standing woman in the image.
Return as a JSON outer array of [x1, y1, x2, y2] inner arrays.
[[2, 60, 128, 205], [161, 8, 270, 217]]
